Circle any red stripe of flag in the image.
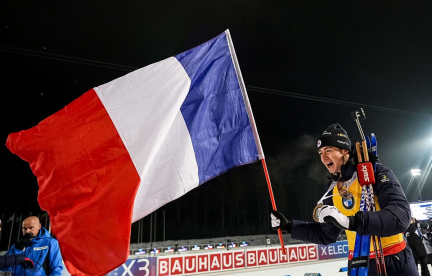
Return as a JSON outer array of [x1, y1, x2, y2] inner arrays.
[[6, 89, 141, 275]]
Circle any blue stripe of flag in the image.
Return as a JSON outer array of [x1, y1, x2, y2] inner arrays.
[[175, 32, 259, 184]]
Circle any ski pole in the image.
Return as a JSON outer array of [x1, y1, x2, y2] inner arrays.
[[351, 108, 387, 276], [369, 135, 388, 276], [351, 142, 371, 276], [361, 141, 383, 276]]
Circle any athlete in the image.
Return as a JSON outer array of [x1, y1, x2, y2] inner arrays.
[[271, 123, 417, 276]]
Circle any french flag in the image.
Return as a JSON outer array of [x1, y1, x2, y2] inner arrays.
[[6, 30, 264, 275]]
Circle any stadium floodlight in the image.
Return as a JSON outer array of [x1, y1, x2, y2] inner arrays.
[[411, 169, 423, 201], [411, 169, 421, 176]]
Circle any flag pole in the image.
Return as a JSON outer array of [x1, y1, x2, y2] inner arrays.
[[261, 159, 286, 252], [225, 29, 286, 254]]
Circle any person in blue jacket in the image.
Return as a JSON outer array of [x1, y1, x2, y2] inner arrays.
[[1, 216, 63, 276], [0, 221, 34, 269], [271, 123, 418, 276]]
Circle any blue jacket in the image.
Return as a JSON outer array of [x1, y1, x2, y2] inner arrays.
[[291, 160, 411, 245], [2, 228, 63, 276]]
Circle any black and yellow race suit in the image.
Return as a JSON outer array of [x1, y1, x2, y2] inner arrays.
[[291, 158, 417, 276]]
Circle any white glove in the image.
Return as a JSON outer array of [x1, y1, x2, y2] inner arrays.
[[270, 210, 292, 233], [318, 205, 352, 230], [271, 213, 281, 228]]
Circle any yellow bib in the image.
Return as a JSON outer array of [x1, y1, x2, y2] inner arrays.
[[332, 178, 404, 254]]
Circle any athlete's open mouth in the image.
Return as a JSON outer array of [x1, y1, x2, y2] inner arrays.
[[326, 162, 334, 168]]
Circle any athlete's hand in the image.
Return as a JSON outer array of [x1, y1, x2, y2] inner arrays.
[[318, 205, 357, 231], [270, 210, 292, 234]]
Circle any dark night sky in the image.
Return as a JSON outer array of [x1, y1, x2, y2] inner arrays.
[[1, 1, 432, 246]]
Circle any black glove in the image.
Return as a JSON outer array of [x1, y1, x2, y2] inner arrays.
[[15, 233, 34, 251], [21, 258, 35, 269], [270, 210, 292, 234]]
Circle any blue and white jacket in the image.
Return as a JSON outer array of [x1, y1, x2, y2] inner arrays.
[[2, 227, 63, 276]]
